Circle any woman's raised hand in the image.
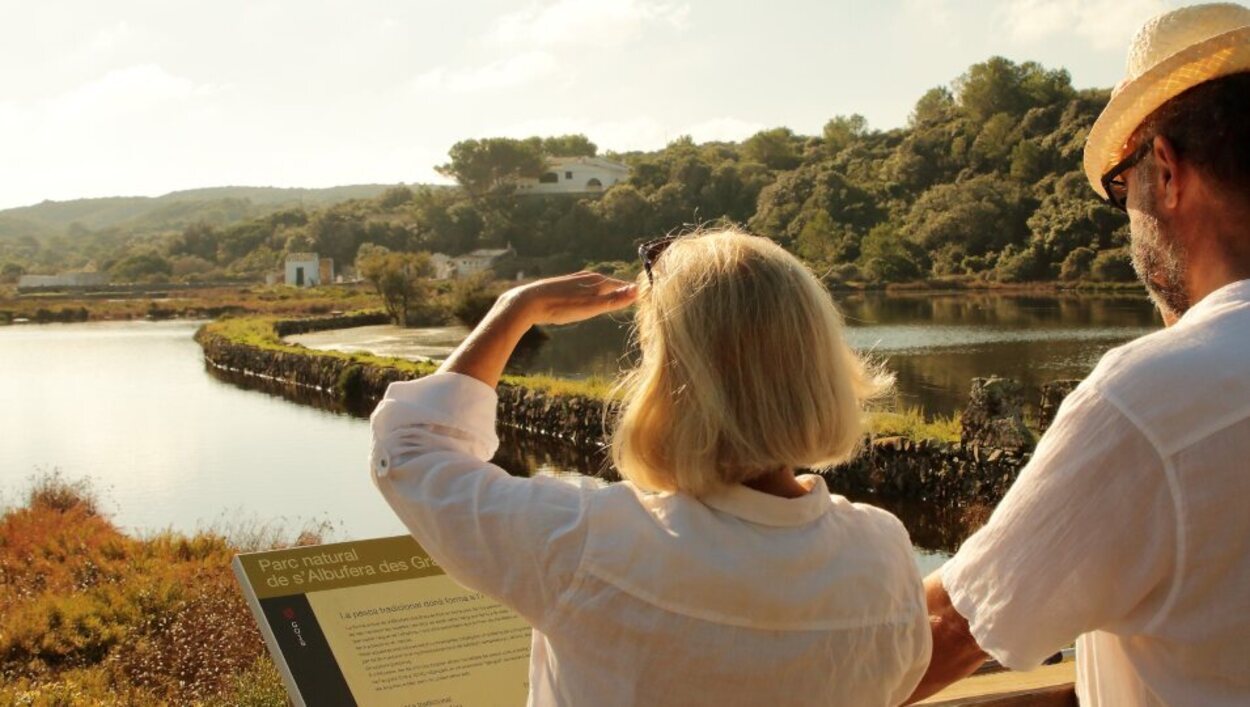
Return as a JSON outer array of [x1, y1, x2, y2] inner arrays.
[[508, 271, 639, 326], [439, 272, 637, 388]]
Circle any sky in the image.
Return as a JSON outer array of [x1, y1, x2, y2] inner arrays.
[[0, 0, 1188, 210]]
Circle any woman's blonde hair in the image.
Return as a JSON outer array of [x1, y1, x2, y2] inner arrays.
[[610, 228, 891, 497]]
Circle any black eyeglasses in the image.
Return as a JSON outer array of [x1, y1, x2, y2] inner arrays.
[[638, 235, 679, 283], [1101, 141, 1152, 212]]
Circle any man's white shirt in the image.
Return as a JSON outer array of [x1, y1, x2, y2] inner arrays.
[[943, 279, 1250, 705]]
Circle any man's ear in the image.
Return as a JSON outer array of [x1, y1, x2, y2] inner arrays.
[[1151, 135, 1183, 211]]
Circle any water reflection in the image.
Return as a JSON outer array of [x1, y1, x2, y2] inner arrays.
[[291, 292, 1162, 416], [206, 367, 985, 557]]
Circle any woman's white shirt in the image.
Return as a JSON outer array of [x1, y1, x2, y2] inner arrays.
[[371, 372, 930, 707]]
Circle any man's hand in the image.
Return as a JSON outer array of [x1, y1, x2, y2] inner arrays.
[[905, 571, 989, 704]]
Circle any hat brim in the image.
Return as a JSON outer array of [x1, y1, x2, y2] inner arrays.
[[1084, 25, 1250, 199]]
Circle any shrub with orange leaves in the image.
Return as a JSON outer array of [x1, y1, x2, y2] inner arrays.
[[0, 474, 296, 706]]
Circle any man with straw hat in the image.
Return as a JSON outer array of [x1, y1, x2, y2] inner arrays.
[[907, 3, 1250, 704]]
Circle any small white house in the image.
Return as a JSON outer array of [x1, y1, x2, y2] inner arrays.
[[515, 156, 630, 196], [430, 246, 515, 279], [284, 252, 321, 287]]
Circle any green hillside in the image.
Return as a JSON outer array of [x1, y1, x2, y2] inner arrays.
[[0, 185, 408, 238], [2, 56, 1140, 287]]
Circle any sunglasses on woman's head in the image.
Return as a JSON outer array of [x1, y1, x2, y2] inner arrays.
[[639, 236, 679, 283]]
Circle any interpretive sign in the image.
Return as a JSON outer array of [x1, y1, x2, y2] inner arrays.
[[233, 535, 530, 707]]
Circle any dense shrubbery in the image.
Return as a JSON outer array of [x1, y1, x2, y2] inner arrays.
[[2, 56, 1135, 287], [0, 473, 315, 705], [448, 273, 507, 326]]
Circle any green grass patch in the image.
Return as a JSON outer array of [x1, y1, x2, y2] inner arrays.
[[200, 315, 613, 400], [867, 406, 962, 444]]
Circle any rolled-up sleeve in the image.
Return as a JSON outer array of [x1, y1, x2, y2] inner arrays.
[[370, 372, 593, 628]]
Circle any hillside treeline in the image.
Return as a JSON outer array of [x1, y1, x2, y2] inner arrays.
[[1, 57, 1135, 287]]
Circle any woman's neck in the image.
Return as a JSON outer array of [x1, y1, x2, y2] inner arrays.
[[742, 468, 808, 499]]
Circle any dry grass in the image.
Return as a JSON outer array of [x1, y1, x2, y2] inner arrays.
[[0, 473, 301, 706]]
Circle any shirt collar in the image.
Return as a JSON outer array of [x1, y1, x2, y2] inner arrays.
[[1177, 278, 1250, 327], [699, 474, 833, 527]]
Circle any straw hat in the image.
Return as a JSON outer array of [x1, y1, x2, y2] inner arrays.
[[1084, 2, 1250, 199]]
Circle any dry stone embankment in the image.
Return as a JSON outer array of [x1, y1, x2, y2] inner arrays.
[[198, 317, 1080, 507]]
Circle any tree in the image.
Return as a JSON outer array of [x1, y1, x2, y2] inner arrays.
[[170, 222, 220, 262], [110, 252, 172, 282], [698, 161, 770, 223], [541, 134, 597, 157], [1091, 248, 1136, 282], [910, 87, 955, 127], [594, 185, 650, 244], [308, 210, 368, 266], [379, 186, 415, 209], [904, 176, 1035, 264], [1, 261, 25, 283], [796, 211, 859, 265], [436, 138, 546, 197], [1026, 188, 1125, 261], [955, 57, 1073, 123], [859, 224, 926, 282], [1060, 246, 1097, 281], [169, 254, 216, 279], [741, 127, 803, 170], [1009, 139, 1048, 182], [994, 243, 1051, 282], [822, 115, 868, 155], [449, 272, 504, 326], [971, 113, 1020, 169], [748, 168, 817, 244], [355, 244, 433, 326]]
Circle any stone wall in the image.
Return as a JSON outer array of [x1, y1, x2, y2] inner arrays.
[[198, 316, 1082, 511]]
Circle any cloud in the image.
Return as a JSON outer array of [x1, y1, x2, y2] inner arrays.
[[998, 0, 1174, 52], [48, 64, 221, 122], [490, 0, 690, 48], [902, 0, 955, 33], [0, 64, 236, 207], [412, 51, 561, 93], [85, 21, 138, 54]]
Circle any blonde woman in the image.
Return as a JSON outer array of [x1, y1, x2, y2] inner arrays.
[[371, 229, 930, 706]]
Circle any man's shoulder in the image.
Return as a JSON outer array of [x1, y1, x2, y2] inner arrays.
[[1086, 305, 1250, 455]]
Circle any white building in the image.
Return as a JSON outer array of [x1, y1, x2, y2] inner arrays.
[[17, 271, 109, 291], [515, 156, 630, 196], [429, 253, 455, 280], [284, 252, 322, 287], [430, 246, 515, 279]]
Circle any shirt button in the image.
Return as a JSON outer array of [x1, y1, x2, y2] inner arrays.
[[376, 456, 390, 478]]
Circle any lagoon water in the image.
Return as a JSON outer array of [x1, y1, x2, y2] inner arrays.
[[292, 291, 1163, 416], [0, 294, 1161, 573], [0, 320, 400, 540]]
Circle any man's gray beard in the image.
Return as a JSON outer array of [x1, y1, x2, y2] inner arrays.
[[1130, 186, 1191, 319]]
